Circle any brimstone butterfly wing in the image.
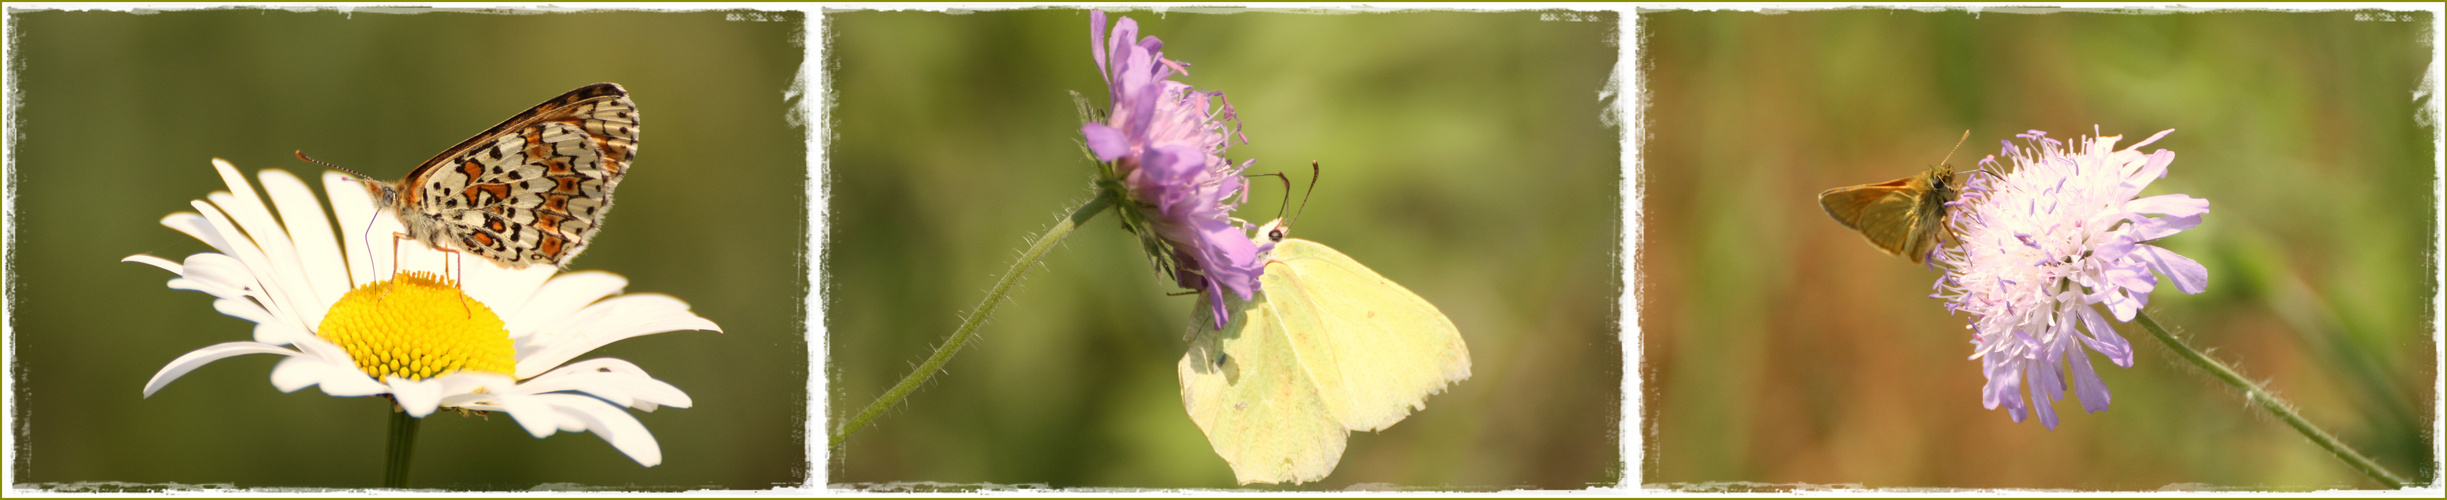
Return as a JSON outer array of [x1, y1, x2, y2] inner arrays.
[[1177, 218, 1472, 485]]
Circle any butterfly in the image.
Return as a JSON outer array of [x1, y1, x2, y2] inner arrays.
[[336, 83, 640, 270], [1177, 164, 1471, 485], [1816, 131, 1969, 264]]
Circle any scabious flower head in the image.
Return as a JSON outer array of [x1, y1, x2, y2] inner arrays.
[[1080, 10, 1265, 328], [1932, 128, 2209, 429]]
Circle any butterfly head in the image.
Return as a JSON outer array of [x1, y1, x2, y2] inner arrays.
[[334, 170, 411, 212], [1923, 130, 1970, 202], [295, 150, 401, 209], [1923, 163, 1957, 201], [1258, 218, 1291, 244], [1249, 161, 1319, 247]]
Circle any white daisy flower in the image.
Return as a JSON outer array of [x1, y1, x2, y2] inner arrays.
[[125, 158, 720, 467]]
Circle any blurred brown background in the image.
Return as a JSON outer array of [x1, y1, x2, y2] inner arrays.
[[826, 9, 1622, 489], [1642, 9, 2437, 489]]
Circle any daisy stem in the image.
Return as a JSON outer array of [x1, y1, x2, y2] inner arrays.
[[2134, 311, 2407, 489], [830, 190, 1116, 450], [383, 406, 421, 488]]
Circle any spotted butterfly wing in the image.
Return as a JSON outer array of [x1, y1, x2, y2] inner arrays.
[[352, 82, 640, 269]]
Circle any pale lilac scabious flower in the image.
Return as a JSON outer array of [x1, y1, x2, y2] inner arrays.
[[1932, 128, 2209, 429], [1081, 10, 1265, 328]]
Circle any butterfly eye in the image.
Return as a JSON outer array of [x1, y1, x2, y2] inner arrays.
[[1268, 228, 1285, 242]]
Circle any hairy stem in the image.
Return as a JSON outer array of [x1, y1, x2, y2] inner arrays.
[[831, 191, 1116, 450], [2135, 311, 2408, 489]]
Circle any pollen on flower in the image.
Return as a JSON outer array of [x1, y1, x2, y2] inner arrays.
[[316, 271, 515, 380]]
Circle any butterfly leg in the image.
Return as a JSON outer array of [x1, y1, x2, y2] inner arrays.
[[389, 232, 407, 282], [1167, 288, 1209, 341], [378, 232, 441, 303], [382, 233, 473, 317], [452, 251, 471, 318], [377, 233, 408, 302], [399, 233, 472, 318], [386, 232, 466, 280]]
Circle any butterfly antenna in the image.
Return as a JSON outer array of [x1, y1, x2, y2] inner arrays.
[[1291, 161, 1320, 228], [302, 149, 392, 275], [1250, 171, 1293, 222], [1938, 130, 1970, 169], [295, 150, 376, 180]]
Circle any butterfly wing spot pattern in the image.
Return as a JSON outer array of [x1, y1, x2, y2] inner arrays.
[[356, 82, 639, 270], [1178, 219, 1472, 485]]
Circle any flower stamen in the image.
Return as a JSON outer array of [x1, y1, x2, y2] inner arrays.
[[317, 271, 515, 381]]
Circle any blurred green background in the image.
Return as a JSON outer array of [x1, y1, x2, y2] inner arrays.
[[7, 9, 806, 489], [827, 10, 1620, 488], [1643, 9, 2437, 489]]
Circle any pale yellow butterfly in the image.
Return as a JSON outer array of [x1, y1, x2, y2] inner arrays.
[[1177, 163, 1470, 485]]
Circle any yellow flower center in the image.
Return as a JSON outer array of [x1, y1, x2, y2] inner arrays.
[[316, 271, 515, 380]]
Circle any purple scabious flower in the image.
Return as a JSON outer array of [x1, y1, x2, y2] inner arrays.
[[1932, 128, 2209, 429], [1082, 10, 1265, 328]]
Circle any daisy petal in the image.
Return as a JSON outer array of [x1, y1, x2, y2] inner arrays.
[[515, 367, 692, 411], [166, 278, 244, 303], [505, 271, 629, 344], [123, 254, 183, 274], [162, 212, 239, 262], [270, 355, 384, 396], [532, 393, 664, 467], [236, 304, 311, 345], [145, 342, 298, 397], [209, 164, 325, 326], [258, 168, 352, 307], [191, 198, 308, 327], [515, 294, 718, 378], [495, 394, 565, 438], [320, 171, 380, 285], [389, 376, 446, 417], [218, 298, 286, 332], [530, 358, 693, 409], [458, 259, 559, 315], [180, 253, 262, 299]]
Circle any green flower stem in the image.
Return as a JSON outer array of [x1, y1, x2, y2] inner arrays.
[[2135, 311, 2407, 489], [830, 191, 1116, 450], [383, 405, 421, 488]]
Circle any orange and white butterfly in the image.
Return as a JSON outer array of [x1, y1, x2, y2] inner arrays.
[[336, 83, 639, 270]]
